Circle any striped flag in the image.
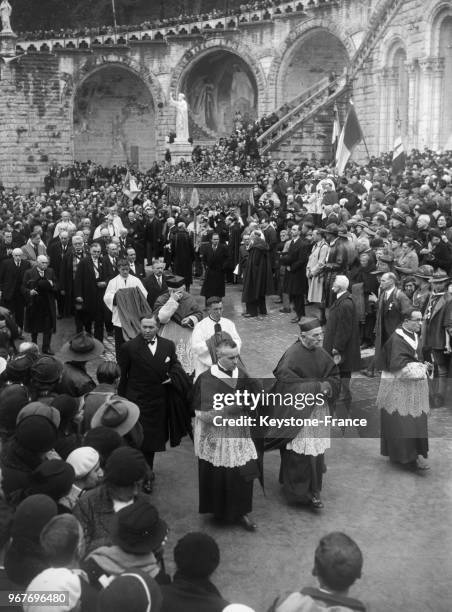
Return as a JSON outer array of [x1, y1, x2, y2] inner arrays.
[[335, 100, 363, 176], [392, 136, 406, 176], [332, 104, 340, 161]]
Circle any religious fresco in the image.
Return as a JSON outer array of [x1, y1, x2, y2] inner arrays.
[[184, 51, 258, 136], [73, 67, 156, 168]]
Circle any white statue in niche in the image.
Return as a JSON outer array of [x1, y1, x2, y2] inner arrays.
[[0, 0, 13, 33], [169, 91, 190, 142]]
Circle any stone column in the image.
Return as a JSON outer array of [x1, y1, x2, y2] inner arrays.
[[418, 58, 435, 150], [430, 57, 445, 151], [377, 68, 389, 154], [406, 61, 419, 150], [386, 67, 398, 152]]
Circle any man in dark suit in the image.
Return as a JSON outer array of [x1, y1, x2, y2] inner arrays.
[[200, 234, 229, 303], [280, 224, 311, 322], [374, 271, 412, 370], [144, 208, 163, 264], [143, 259, 168, 309], [59, 235, 86, 323], [0, 248, 31, 331], [22, 255, 58, 354], [118, 315, 181, 471], [422, 270, 452, 406], [101, 243, 119, 337], [323, 275, 361, 411], [126, 247, 145, 279], [74, 242, 107, 341], [47, 230, 70, 318]]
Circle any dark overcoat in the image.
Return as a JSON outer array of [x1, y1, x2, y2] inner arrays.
[[242, 241, 275, 302], [59, 250, 85, 316], [280, 237, 310, 296], [375, 288, 412, 369], [323, 292, 361, 373], [73, 256, 106, 319], [171, 230, 195, 285], [118, 334, 180, 452], [22, 266, 58, 333], [200, 244, 228, 298]]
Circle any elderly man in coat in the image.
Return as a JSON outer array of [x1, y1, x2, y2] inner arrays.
[[22, 255, 58, 355], [323, 275, 361, 411]]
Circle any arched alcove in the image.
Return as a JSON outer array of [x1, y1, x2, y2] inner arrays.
[[278, 28, 349, 104], [180, 49, 258, 136], [73, 65, 156, 167]]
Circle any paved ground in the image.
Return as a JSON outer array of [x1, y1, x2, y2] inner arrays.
[[50, 281, 452, 612]]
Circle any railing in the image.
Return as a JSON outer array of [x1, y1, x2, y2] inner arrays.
[[258, 76, 348, 153], [256, 0, 404, 152], [15, 0, 339, 54]]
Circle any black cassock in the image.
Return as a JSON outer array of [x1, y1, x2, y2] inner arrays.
[[192, 367, 262, 521], [270, 341, 340, 504], [200, 245, 228, 298]]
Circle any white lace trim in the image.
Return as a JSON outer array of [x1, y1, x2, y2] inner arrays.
[[194, 417, 257, 467], [377, 371, 430, 417], [286, 403, 331, 456]]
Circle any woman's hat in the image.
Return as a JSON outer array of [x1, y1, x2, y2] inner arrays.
[[98, 571, 162, 612], [12, 494, 58, 541], [0, 385, 30, 432], [66, 447, 100, 479], [31, 356, 63, 384], [91, 395, 140, 436], [57, 332, 104, 362], [112, 499, 168, 554], [29, 460, 75, 500], [104, 447, 147, 486], [15, 416, 57, 453], [16, 402, 61, 429]]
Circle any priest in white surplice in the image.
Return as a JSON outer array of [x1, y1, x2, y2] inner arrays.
[[103, 258, 148, 358], [191, 296, 242, 380]]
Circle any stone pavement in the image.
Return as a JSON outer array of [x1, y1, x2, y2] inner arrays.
[[50, 280, 452, 611]]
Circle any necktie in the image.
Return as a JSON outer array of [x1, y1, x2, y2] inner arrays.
[[148, 339, 156, 345], [157, 275, 162, 287]]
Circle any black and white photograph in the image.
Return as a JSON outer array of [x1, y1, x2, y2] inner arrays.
[[0, 0, 451, 610]]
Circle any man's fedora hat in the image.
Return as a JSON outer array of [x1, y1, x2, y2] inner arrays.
[[91, 395, 140, 437], [413, 265, 434, 280], [57, 332, 104, 362], [428, 269, 450, 283]]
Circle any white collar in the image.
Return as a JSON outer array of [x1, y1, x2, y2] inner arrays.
[[210, 363, 239, 380], [395, 327, 418, 352], [336, 290, 347, 299], [385, 286, 395, 297]]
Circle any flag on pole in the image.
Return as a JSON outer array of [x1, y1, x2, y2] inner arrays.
[[392, 136, 406, 176], [331, 104, 340, 161], [122, 170, 140, 201], [335, 100, 364, 176]]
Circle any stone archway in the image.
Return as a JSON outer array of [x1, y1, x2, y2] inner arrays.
[[170, 39, 266, 135], [63, 56, 165, 167], [267, 18, 353, 109]]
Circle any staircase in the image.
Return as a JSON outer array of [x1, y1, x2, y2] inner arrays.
[[258, 0, 405, 155]]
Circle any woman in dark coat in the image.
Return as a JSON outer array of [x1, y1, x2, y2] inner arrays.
[[242, 231, 275, 317]]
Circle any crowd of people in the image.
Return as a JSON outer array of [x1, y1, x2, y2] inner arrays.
[[0, 135, 451, 609], [18, 0, 314, 41]]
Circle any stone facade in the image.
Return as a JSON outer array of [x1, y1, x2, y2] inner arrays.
[[0, 0, 451, 190]]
